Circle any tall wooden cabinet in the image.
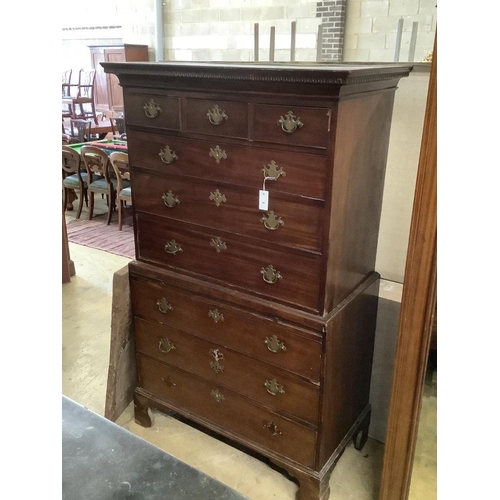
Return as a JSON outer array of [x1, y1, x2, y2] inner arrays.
[[89, 44, 149, 112], [102, 61, 411, 500]]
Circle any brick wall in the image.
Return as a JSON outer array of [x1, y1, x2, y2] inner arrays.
[[316, 0, 347, 62]]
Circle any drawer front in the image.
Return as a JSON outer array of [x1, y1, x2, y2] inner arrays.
[[130, 278, 322, 381], [135, 318, 319, 423], [132, 172, 324, 253], [124, 93, 181, 130], [137, 354, 317, 468], [135, 213, 322, 311], [184, 98, 248, 139], [127, 131, 328, 200], [253, 104, 330, 149]]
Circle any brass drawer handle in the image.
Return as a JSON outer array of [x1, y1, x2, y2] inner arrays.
[[264, 335, 287, 353], [264, 379, 285, 396], [162, 190, 180, 208], [159, 145, 178, 164], [261, 161, 286, 180], [210, 237, 227, 253], [208, 309, 224, 323], [211, 389, 225, 403], [158, 337, 176, 353], [209, 189, 227, 207], [144, 98, 162, 118], [209, 348, 224, 373], [156, 297, 173, 314], [260, 211, 284, 231], [260, 265, 282, 284], [161, 376, 176, 387], [209, 145, 227, 164], [278, 111, 303, 133], [207, 105, 228, 125], [263, 421, 282, 436], [165, 240, 183, 255]]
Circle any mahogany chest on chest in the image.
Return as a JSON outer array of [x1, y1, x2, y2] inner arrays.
[[103, 61, 410, 500]]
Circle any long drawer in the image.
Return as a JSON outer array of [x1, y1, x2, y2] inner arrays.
[[127, 131, 328, 200], [130, 277, 322, 381], [132, 171, 324, 253], [135, 318, 319, 423], [137, 354, 318, 468], [135, 213, 322, 311]]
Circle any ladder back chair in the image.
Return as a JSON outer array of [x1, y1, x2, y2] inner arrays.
[[62, 69, 98, 125]]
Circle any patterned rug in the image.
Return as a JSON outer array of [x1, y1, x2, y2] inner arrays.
[[66, 208, 135, 259]]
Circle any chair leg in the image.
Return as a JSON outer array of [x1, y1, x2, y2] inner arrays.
[[76, 189, 85, 219], [63, 187, 68, 213], [107, 191, 115, 225], [84, 189, 88, 207], [89, 191, 95, 220], [118, 199, 123, 231]]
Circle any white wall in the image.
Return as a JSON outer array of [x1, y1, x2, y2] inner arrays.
[[344, 0, 436, 62]]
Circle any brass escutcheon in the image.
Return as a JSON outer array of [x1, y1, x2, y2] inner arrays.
[[144, 98, 162, 118], [261, 160, 286, 180], [211, 389, 225, 403], [261, 211, 284, 231], [278, 111, 303, 133], [156, 297, 173, 314], [207, 105, 228, 125], [260, 265, 282, 284], [263, 421, 283, 436], [164, 240, 183, 255], [159, 145, 178, 164], [162, 190, 180, 208], [209, 348, 225, 373], [264, 335, 287, 353], [209, 189, 227, 207], [264, 379, 285, 396], [210, 237, 227, 253], [208, 309, 225, 323], [209, 145, 227, 164], [158, 337, 176, 353]]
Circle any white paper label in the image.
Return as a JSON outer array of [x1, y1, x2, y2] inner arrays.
[[259, 190, 269, 211]]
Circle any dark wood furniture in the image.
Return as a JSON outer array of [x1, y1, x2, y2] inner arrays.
[[103, 61, 411, 500], [90, 44, 149, 113]]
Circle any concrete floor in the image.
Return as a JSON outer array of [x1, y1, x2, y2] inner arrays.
[[62, 200, 436, 500]]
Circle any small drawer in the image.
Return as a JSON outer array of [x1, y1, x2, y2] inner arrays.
[[135, 213, 322, 312], [130, 278, 322, 381], [137, 355, 318, 468], [253, 104, 331, 149], [127, 131, 328, 200], [131, 172, 324, 253], [134, 318, 320, 423], [184, 98, 248, 139], [124, 93, 181, 130]]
